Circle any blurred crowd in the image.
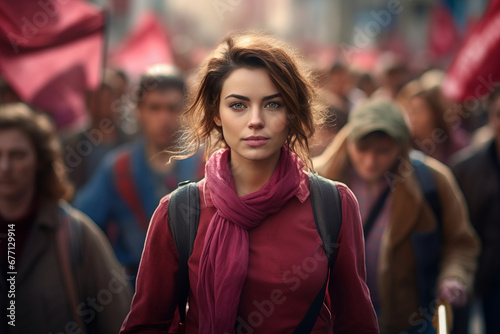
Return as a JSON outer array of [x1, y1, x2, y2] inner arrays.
[[1, 3, 500, 334]]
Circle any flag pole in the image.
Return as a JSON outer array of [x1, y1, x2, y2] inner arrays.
[[101, 8, 109, 85]]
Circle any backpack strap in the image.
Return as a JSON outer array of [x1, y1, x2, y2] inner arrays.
[[293, 173, 342, 334], [362, 185, 391, 238], [167, 181, 200, 329], [411, 156, 442, 223], [114, 152, 150, 231], [308, 173, 343, 266], [56, 203, 87, 334]]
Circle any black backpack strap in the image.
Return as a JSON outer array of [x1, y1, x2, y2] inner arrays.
[[308, 173, 343, 266], [167, 181, 200, 327], [293, 173, 342, 334], [411, 155, 442, 223], [363, 185, 391, 238]]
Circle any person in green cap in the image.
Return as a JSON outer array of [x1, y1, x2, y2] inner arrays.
[[313, 99, 480, 334]]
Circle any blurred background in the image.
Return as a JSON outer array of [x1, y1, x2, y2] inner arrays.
[[98, 0, 489, 72], [1, 2, 500, 333], [0, 0, 495, 136]]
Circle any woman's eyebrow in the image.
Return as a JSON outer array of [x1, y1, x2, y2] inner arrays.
[[225, 94, 249, 101], [224, 93, 281, 101], [262, 93, 281, 101]]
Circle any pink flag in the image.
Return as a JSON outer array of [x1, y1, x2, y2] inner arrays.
[[109, 12, 173, 79], [442, 0, 500, 101], [0, 0, 105, 131]]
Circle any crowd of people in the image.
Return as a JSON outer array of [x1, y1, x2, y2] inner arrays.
[[0, 30, 499, 334]]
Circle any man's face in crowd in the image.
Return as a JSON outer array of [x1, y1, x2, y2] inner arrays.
[[347, 132, 401, 183], [138, 88, 184, 150], [0, 129, 37, 201]]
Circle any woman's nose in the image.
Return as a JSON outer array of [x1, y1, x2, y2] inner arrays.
[[248, 106, 264, 129]]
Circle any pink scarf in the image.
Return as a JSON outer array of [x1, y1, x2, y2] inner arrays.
[[197, 146, 304, 333]]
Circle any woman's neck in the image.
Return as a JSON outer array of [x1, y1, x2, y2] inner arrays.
[[230, 152, 281, 197]]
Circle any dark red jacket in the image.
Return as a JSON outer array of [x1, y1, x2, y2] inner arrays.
[[121, 176, 378, 333]]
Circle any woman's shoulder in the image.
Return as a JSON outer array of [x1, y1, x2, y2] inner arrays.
[[324, 180, 359, 210], [334, 182, 361, 229], [334, 181, 356, 200]]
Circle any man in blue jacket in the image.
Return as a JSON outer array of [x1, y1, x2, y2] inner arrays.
[[74, 67, 203, 283]]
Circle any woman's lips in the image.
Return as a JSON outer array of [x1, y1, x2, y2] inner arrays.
[[243, 136, 269, 147]]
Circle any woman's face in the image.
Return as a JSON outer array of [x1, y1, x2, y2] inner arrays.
[[407, 96, 436, 140], [215, 67, 288, 167]]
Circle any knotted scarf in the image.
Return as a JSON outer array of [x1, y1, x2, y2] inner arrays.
[[197, 145, 304, 333]]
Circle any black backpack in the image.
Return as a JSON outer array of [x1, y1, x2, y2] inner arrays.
[[167, 172, 342, 333]]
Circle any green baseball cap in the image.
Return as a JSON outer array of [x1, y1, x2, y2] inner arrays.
[[347, 99, 411, 144]]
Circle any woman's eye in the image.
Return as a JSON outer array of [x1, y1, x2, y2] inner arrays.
[[230, 102, 246, 110], [266, 101, 282, 110]]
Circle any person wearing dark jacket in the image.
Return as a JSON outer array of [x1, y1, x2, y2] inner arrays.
[[0, 103, 132, 334], [452, 87, 500, 334], [314, 99, 480, 333]]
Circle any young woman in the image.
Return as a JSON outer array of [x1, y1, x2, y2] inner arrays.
[[120, 32, 378, 334]]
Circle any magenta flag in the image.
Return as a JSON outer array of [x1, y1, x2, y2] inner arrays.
[[442, 0, 500, 102], [0, 0, 105, 131], [109, 12, 173, 80]]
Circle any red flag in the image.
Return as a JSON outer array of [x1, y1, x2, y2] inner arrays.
[[442, 0, 500, 101], [109, 12, 173, 80], [428, 2, 461, 61], [0, 0, 105, 131]]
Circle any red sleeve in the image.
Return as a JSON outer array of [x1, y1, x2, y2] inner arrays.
[[120, 195, 179, 333], [329, 183, 379, 333]]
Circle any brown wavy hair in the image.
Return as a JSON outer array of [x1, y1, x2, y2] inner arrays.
[[0, 103, 73, 200], [174, 31, 325, 170]]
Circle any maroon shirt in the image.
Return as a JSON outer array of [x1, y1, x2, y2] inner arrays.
[[121, 176, 378, 333]]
